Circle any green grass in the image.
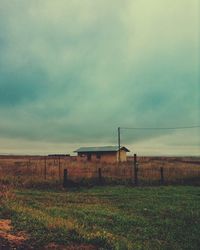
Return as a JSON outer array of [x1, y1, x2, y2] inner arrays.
[[1, 186, 200, 249]]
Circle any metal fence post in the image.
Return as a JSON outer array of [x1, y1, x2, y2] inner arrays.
[[98, 168, 102, 184], [63, 169, 68, 188], [160, 167, 164, 185], [134, 154, 138, 186]]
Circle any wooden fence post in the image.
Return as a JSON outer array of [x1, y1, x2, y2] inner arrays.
[[44, 157, 47, 180], [160, 167, 164, 185], [134, 154, 138, 186], [98, 168, 102, 184], [63, 169, 68, 188], [58, 156, 61, 181]]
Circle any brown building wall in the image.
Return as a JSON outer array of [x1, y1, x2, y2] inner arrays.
[[78, 150, 127, 163], [96, 152, 117, 163]]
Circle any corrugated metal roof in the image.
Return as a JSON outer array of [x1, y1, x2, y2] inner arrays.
[[74, 146, 130, 153]]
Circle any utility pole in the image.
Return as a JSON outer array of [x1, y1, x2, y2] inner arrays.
[[118, 127, 121, 163]]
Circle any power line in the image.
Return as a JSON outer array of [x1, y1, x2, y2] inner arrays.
[[120, 125, 200, 130], [117, 125, 200, 161]]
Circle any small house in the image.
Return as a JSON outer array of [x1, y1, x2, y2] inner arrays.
[[74, 146, 130, 163]]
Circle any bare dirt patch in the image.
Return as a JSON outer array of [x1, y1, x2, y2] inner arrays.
[[0, 220, 12, 232], [0, 220, 98, 250], [0, 219, 28, 249]]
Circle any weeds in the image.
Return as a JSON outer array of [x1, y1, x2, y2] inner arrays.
[[0, 186, 199, 249]]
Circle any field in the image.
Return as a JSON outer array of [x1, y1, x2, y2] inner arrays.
[[0, 156, 200, 249], [1, 185, 200, 249], [0, 156, 200, 187]]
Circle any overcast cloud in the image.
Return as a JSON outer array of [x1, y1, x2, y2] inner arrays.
[[0, 0, 199, 155]]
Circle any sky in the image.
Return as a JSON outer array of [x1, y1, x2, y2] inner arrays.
[[0, 0, 199, 156]]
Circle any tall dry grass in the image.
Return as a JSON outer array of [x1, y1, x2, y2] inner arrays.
[[0, 155, 200, 186]]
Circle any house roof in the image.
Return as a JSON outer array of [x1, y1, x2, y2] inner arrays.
[[74, 146, 130, 153]]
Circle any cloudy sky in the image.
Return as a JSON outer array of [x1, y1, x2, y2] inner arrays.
[[0, 0, 199, 156]]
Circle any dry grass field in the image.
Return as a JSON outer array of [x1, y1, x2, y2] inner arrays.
[[0, 155, 199, 187]]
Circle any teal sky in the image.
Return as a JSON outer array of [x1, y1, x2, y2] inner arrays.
[[0, 0, 199, 156]]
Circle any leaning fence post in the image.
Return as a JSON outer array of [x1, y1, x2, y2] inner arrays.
[[160, 167, 164, 185], [134, 154, 138, 186], [98, 168, 102, 184], [63, 169, 68, 188]]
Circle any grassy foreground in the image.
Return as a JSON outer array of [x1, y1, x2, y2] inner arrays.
[[1, 186, 200, 249]]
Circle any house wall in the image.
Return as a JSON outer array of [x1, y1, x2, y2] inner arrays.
[[95, 152, 117, 163], [117, 150, 127, 162], [77, 150, 127, 163]]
